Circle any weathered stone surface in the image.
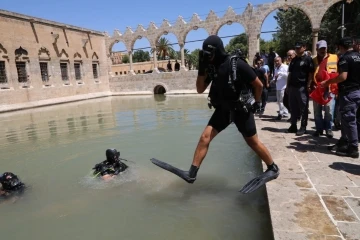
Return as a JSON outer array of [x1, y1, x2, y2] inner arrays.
[[337, 222, 360, 240], [322, 196, 359, 222], [306, 169, 355, 186], [315, 185, 353, 197], [348, 187, 360, 197], [344, 197, 360, 221]]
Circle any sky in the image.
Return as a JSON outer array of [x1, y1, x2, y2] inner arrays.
[[1, 0, 279, 53]]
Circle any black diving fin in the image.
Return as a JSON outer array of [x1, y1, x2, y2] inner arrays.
[[239, 164, 280, 194], [150, 158, 198, 184]]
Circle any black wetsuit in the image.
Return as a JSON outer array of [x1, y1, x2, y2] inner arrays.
[[0, 172, 25, 196], [204, 36, 258, 137], [93, 160, 128, 177]]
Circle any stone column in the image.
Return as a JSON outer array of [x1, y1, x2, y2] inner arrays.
[[312, 29, 319, 56], [179, 43, 187, 71], [128, 51, 135, 75], [152, 48, 160, 73], [248, 32, 260, 66]]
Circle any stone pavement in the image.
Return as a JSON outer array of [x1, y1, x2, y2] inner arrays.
[[256, 100, 360, 240]]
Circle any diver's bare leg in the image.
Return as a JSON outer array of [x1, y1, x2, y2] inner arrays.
[[244, 134, 274, 165], [191, 125, 219, 167]]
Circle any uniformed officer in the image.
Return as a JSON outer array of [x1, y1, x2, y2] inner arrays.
[[286, 41, 315, 135], [322, 37, 360, 158]]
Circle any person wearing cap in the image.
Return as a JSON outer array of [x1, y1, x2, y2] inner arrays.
[[286, 41, 315, 135], [0, 172, 25, 197], [308, 40, 338, 138], [322, 37, 360, 158]]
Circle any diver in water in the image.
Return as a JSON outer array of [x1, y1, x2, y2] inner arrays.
[[92, 149, 128, 180], [150, 35, 279, 194], [0, 172, 25, 197]]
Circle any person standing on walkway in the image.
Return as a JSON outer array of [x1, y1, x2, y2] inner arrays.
[[309, 40, 338, 138], [273, 56, 289, 120], [284, 50, 296, 122], [254, 59, 269, 114], [286, 41, 315, 135], [322, 37, 360, 158]]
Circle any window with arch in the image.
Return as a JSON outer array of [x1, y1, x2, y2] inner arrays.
[[0, 43, 9, 84], [15, 46, 29, 83]]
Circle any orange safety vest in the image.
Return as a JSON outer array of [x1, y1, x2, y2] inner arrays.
[[313, 54, 339, 94]]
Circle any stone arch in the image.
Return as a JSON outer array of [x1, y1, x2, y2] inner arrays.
[[92, 52, 99, 60], [315, 0, 343, 30], [153, 82, 168, 94], [255, 2, 315, 34], [153, 30, 181, 49], [214, 20, 247, 37], [130, 35, 153, 50], [59, 49, 69, 60], [74, 52, 82, 58], [38, 47, 50, 58], [15, 46, 28, 57], [182, 26, 211, 45], [108, 39, 128, 55]]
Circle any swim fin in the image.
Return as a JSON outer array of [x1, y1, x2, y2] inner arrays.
[[150, 158, 198, 184], [239, 164, 279, 194]]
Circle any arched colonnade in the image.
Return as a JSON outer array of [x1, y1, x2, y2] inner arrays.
[[105, 0, 343, 75]]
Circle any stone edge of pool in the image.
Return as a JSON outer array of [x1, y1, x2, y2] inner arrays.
[[260, 102, 360, 240], [0, 90, 211, 113]]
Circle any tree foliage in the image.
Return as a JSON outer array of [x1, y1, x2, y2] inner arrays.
[[132, 50, 150, 63], [224, 33, 248, 54], [319, 0, 360, 53], [122, 55, 129, 63], [273, 8, 312, 57]]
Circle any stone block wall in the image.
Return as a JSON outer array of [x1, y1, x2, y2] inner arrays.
[[0, 10, 110, 105], [110, 71, 199, 93]]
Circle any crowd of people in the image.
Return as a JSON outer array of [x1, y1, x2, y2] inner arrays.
[[253, 36, 360, 158]]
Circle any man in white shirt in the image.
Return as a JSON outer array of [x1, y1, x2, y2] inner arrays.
[[273, 56, 289, 120]]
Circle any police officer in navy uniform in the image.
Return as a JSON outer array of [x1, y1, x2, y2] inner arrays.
[[286, 41, 315, 135], [322, 37, 360, 158]]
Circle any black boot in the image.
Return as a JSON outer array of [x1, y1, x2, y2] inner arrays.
[[286, 124, 297, 133], [296, 126, 307, 136], [336, 145, 359, 158], [328, 138, 348, 152]]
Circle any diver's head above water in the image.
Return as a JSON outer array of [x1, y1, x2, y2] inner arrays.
[[106, 148, 120, 163], [0, 172, 25, 192], [202, 35, 229, 67]]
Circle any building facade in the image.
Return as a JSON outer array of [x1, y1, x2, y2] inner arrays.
[[0, 10, 109, 106]]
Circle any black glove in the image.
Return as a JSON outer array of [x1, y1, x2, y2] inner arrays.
[[251, 102, 262, 113], [198, 50, 206, 76]]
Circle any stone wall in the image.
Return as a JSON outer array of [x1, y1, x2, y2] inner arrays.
[[112, 59, 181, 75], [110, 70, 200, 94], [0, 10, 110, 105]]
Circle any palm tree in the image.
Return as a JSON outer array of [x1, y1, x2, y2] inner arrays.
[[151, 37, 174, 60]]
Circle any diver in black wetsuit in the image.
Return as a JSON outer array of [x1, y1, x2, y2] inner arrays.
[[150, 35, 279, 194], [0, 172, 25, 197], [92, 149, 128, 179]]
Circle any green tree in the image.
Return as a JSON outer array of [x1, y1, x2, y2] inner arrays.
[[122, 55, 129, 63], [151, 37, 175, 60], [132, 50, 150, 63], [224, 33, 248, 54], [273, 8, 313, 57], [319, 0, 360, 53]]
